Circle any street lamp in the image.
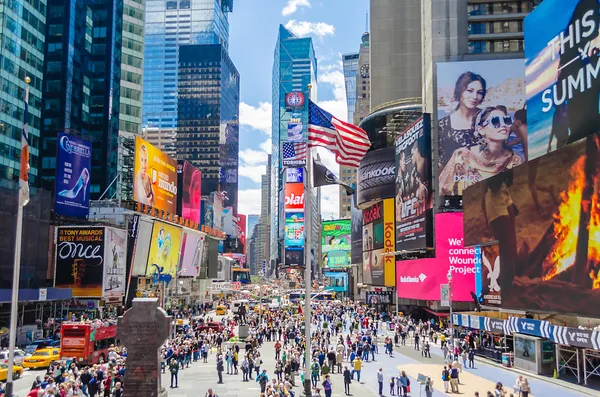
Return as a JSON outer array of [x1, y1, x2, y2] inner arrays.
[[447, 270, 453, 347]]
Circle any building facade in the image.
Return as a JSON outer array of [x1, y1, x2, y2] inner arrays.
[[143, 0, 233, 155], [342, 53, 359, 124], [177, 44, 239, 213], [0, 0, 46, 189], [247, 214, 259, 238], [40, 0, 123, 198]]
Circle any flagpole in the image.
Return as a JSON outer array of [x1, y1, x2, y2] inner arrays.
[[303, 83, 313, 397], [5, 76, 30, 397]]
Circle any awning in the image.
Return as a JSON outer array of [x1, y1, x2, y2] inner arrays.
[[0, 288, 72, 303], [423, 307, 450, 317]]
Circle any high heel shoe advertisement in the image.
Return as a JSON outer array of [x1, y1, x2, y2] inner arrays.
[[55, 132, 92, 218]]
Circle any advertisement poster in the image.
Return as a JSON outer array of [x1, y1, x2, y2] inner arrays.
[[145, 221, 183, 277], [284, 183, 304, 211], [525, 0, 600, 160], [102, 227, 127, 298], [237, 214, 247, 254], [322, 219, 351, 268], [395, 213, 477, 301], [463, 135, 600, 317], [383, 198, 395, 287], [282, 142, 307, 167], [54, 132, 92, 218], [288, 123, 303, 141], [133, 136, 178, 213], [476, 244, 502, 307], [55, 227, 105, 297], [285, 219, 305, 247], [324, 272, 348, 292], [284, 248, 304, 269], [437, 60, 526, 199], [351, 192, 363, 267], [395, 116, 433, 251], [179, 231, 205, 277], [362, 202, 385, 285], [177, 161, 201, 224], [286, 167, 304, 183], [366, 291, 393, 306], [357, 148, 396, 205]]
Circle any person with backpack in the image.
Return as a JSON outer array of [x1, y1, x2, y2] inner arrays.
[[441, 366, 450, 393], [256, 369, 269, 393], [310, 359, 320, 387]]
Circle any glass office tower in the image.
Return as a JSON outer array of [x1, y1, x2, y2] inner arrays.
[[177, 44, 239, 214], [270, 24, 318, 266], [0, 0, 46, 189], [342, 53, 359, 123], [143, 0, 233, 155]]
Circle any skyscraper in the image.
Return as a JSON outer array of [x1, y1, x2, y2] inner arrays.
[[270, 25, 317, 265], [40, 0, 123, 197], [247, 214, 259, 238], [142, 0, 233, 155], [0, 0, 46, 189], [177, 44, 239, 213], [342, 53, 359, 124]]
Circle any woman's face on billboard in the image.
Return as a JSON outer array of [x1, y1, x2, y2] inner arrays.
[[461, 81, 485, 110]]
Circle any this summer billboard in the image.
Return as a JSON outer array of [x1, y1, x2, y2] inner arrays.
[[55, 227, 105, 297], [463, 134, 600, 317], [322, 219, 351, 268], [395, 116, 433, 251], [145, 221, 183, 278], [54, 132, 92, 218], [437, 60, 527, 201], [525, 0, 600, 160], [177, 160, 201, 224], [102, 227, 127, 298], [134, 136, 178, 213]]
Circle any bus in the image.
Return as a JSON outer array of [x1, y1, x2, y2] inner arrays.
[[60, 322, 117, 365], [232, 267, 251, 284], [289, 291, 335, 303]]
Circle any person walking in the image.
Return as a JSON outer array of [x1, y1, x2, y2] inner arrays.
[[450, 365, 460, 393], [377, 368, 384, 396], [217, 355, 224, 384], [351, 356, 362, 382], [389, 376, 395, 396], [424, 377, 434, 397], [241, 357, 249, 381], [256, 370, 269, 393], [520, 377, 531, 397], [441, 366, 450, 393], [399, 371, 408, 397], [311, 359, 321, 387], [343, 366, 352, 396], [468, 348, 476, 369], [322, 374, 333, 397], [169, 358, 179, 388]]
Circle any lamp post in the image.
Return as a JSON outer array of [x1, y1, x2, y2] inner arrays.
[[447, 270, 453, 348]]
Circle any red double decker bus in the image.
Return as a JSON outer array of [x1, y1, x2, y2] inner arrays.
[[60, 322, 118, 365]]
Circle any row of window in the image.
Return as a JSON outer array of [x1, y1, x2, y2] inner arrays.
[[468, 39, 524, 53], [468, 21, 523, 35], [2, 33, 44, 73], [467, 1, 542, 16]]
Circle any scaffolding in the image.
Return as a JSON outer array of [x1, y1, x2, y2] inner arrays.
[[583, 349, 600, 386]]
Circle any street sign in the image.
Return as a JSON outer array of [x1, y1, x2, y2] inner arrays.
[[440, 284, 449, 307], [417, 373, 427, 384]]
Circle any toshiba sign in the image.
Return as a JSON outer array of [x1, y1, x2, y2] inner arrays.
[[284, 183, 305, 211]]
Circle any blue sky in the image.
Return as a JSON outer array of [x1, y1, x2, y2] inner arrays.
[[229, 0, 369, 217]]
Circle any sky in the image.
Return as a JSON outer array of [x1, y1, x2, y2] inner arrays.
[[229, 0, 369, 219]]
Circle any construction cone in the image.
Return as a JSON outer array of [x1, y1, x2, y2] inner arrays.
[[554, 368, 558, 378]]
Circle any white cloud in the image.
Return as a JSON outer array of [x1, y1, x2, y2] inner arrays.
[[284, 20, 335, 38], [260, 139, 272, 154], [239, 102, 272, 135], [240, 148, 269, 167], [238, 189, 262, 215], [317, 68, 348, 121], [282, 0, 311, 16], [239, 165, 267, 183]]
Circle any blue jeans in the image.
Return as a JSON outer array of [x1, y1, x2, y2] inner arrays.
[[170, 372, 178, 387], [81, 384, 88, 396], [352, 369, 361, 382], [312, 373, 318, 387]]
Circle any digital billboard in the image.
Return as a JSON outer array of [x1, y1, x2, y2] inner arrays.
[[396, 213, 477, 301], [237, 214, 247, 254], [383, 198, 395, 287], [362, 201, 385, 285], [54, 132, 92, 218], [177, 161, 201, 224], [322, 219, 351, 268], [525, 0, 600, 160], [351, 192, 363, 267], [437, 60, 526, 201], [284, 247, 304, 269], [55, 227, 105, 297], [324, 271, 348, 292], [102, 227, 127, 298], [286, 167, 304, 183], [357, 148, 396, 206], [474, 244, 502, 307], [463, 134, 600, 316], [285, 218, 305, 247], [179, 231, 205, 277], [284, 183, 304, 211], [134, 136, 178, 213], [145, 221, 183, 278], [395, 116, 433, 251]]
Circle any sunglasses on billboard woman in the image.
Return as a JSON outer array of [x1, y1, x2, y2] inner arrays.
[[481, 115, 513, 129]]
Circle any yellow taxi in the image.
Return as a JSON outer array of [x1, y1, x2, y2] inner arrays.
[[22, 347, 60, 369], [0, 363, 24, 381], [215, 305, 227, 315]]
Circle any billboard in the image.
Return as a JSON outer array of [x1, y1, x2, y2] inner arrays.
[[133, 136, 178, 213], [55, 227, 105, 297], [288, 123, 303, 141], [395, 116, 433, 251], [362, 201, 385, 285], [179, 231, 205, 277], [54, 132, 92, 218], [285, 212, 305, 247], [525, 0, 600, 160], [102, 227, 127, 298], [396, 213, 477, 301], [286, 167, 304, 183], [322, 219, 351, 268], [324, 271, 348, 292], [383, 198, 395, 287], [474, 244, 502, 307], [284, 247, 304, 268], [437, 60, 526, 201], [237, 214, 247, 254], [463, 134, 600, 316], [351, 192, 363, 267], [145, 221, 183, 278], [177, 161, 201, 224], [284, 183, 304, 211], [357, 148, 396, 206]]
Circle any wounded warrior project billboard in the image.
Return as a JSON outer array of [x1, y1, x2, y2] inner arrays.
[[395, 116, 433, 251]]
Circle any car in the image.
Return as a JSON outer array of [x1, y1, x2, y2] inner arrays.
[[24, 339, 60, 355], [0, 349, 27, 366], [0, 363, 23, 381], [22, 348, 61, 369], [215, 305, 227, 315], [197, 321, 224, 333]]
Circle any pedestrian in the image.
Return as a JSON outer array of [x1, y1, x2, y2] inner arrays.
[[351, 356, 362, 382], [399, 371, 408, 397], [256, 370, 269, 393], [322, 374, 333, 397], [494, 382, 507, 397], [343, 366, 352, 395], [206, 388, 218, 397], [241, 357, 249, 381], [311, 359, 320, 387], [424, 377, 434, 397], [450, 365, 460, 393], [521, 377, 531, 397], [468, 348, 476, 369], [377, 368, 384, 396], [169, 358, 179, 388], [217, 355, 224, 384], [441, 366, 450, 393], [389, 376, 395, 395]]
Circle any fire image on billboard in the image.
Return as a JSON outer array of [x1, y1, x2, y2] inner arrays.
[[463, 134, 600, 317], [437, 60, 526, 200], [395, 115, 433, 251], [55, 132, 92, 218], [525, 0, 600, 160], [322, 219, 351, 269], [134, 136, 178, 213], [177, 161, 201, 224], [146, 221, 183, 278], [362, 202, 385, 285]]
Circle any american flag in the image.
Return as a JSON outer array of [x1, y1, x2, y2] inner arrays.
[[308, 100, 370, 167], [282, 141, 307, 165], [19, 81, 30, 207]]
